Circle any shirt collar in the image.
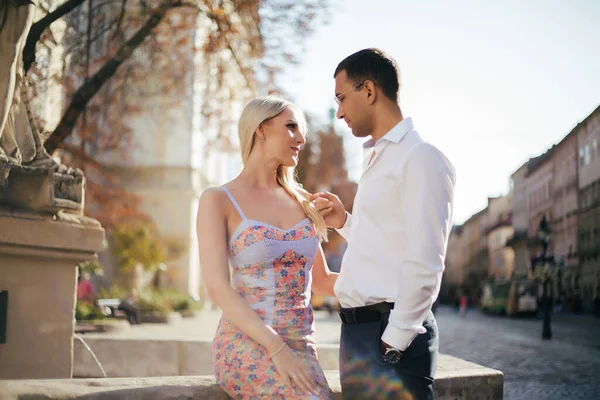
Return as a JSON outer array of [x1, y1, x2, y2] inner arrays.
[[363, 117, 414, 149]]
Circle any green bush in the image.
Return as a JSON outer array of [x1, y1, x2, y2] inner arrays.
[[98, 285, 128, 300], [135, 289, 198, 314], [78, 260, 104, 277], [112, 223, 167, 275], [75, 301, 105, 321], [137, 290, 172, 314]]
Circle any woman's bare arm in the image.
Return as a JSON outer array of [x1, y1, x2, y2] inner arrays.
[[311, 245, 338, 297], [197, 188, 283, 353]]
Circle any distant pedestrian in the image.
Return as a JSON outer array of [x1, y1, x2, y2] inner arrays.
[[459, 295, 468, 317], [76, 272, 95, 303], [118, 289, 141, 325]]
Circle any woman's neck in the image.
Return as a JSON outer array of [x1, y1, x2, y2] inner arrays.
[[237, 154, 280, 189]]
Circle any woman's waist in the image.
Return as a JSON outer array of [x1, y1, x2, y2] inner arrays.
[[234, 287, 310, 304], [217, 311, 315, 338]]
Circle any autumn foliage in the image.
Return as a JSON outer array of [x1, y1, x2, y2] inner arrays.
[[25, 0, 329, 229]]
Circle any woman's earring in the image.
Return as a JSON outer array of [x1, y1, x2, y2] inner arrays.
[[260, 135, 265, 142]]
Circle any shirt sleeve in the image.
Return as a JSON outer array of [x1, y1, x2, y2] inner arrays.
[[381, 143, 456, 351], [335, 212, 353, 241]]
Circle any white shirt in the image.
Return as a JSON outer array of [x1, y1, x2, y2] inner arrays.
[[334, 117, 456, 351]]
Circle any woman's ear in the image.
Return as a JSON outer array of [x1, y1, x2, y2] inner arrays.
[[256, 124, 266, 142]]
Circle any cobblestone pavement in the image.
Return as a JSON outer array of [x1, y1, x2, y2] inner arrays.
[[435, 306, 600, 400], [92, 305, 600, 399]]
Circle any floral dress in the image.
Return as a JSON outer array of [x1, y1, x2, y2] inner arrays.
[[212, 187, 331, 399]]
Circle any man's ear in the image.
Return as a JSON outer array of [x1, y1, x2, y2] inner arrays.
[[364, 80, 377, 105]]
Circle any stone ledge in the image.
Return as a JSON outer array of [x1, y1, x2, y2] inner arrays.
[[0, 210, 104, 255], [73, 338, 340, 378], [0, 358, 503, 400]]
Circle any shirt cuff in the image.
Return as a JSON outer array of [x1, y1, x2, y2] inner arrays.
[[335, 212, 352, 240], [381, 324, 425, 352]]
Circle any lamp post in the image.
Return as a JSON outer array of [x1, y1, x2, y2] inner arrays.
[[529, 216, 561, 340]]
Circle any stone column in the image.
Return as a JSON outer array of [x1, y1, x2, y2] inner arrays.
[[0, 209, 104, 379]]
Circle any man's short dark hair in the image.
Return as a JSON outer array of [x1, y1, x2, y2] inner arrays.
[[334, 48, 400, 103]]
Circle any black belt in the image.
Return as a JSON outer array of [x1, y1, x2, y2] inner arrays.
[[339, 302, 394, 324]]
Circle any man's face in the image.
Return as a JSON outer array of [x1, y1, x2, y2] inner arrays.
[[334, 70, 370, 138]]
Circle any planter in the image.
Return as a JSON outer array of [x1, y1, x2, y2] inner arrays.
[[91, 319, 131, 333], [179, 309, 198, 318], [140, 311, 169, 323], [75, 320, 131, 334], [141, 311, 182, 324]]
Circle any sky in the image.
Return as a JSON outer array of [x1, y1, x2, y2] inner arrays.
[[279, 0, 600, 225]]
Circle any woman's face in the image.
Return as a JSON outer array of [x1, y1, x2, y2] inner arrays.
[[259, 108, 306, 167]]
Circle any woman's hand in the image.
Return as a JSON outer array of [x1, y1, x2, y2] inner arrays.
[[310, 192, 347, 229], [270, 342, 319, 396]]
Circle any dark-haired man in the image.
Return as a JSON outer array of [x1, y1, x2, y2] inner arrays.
[[316, 48, 456, 399]]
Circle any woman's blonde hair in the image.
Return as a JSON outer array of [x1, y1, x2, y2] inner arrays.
[[238, 96, 328, 241]]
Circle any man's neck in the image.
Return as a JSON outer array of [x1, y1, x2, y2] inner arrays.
[[370, 105, 403, 143]]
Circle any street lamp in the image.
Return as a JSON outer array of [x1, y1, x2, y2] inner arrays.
[[529, 216, 562, 340]]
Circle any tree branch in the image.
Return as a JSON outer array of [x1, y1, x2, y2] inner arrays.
[[111, 0, 128, 41], [64, 18, 119, 63], [23, 0, 87, 73], [59, 143, 106, 170], [45, 0, 184, 154]]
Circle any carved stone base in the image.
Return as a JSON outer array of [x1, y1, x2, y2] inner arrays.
[[0, 164, 84, 213], [0, 165, 9, 195], [0, 209, 105, 379]]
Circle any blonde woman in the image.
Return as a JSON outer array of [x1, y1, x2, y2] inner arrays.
[[196, 97, 338, 399]]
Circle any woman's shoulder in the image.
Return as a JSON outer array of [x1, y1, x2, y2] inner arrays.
[[198, 186, 228, 211]]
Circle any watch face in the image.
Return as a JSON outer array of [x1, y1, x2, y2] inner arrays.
[[384, 349, 402, 364]]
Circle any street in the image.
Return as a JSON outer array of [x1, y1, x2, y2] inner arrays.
[[433, 306, 600, 400], [314, 305, 600, 399]]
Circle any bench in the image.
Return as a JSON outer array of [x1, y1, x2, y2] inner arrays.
[[96, 299, 125, 319]]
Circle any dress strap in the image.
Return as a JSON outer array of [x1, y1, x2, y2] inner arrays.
[[220, 187, 247, 220]]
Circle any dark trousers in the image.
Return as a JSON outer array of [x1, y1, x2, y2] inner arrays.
[[118, 304, 140, 325], [339, 310, 438, 400]]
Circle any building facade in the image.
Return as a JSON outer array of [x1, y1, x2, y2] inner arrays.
[[486, 193, 514, 280], [526, 150, 554, 243], [550, 128, 579, 308], [443, 225, 465, 302], [507, 161, 531, 278], [461, 208, 489, 305], [577, 106, 600, 312]]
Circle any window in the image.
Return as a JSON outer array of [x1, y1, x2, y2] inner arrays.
[[585, 145, 591, 165], [580, 148, 585, 166]]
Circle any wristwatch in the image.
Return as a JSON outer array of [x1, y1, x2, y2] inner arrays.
[[381, 345, 403, 364]]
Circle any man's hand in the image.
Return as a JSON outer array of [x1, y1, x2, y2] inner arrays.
[[309, 192, 347, 229]]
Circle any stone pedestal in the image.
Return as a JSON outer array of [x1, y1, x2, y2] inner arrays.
[[0, 209, 105, 379]]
